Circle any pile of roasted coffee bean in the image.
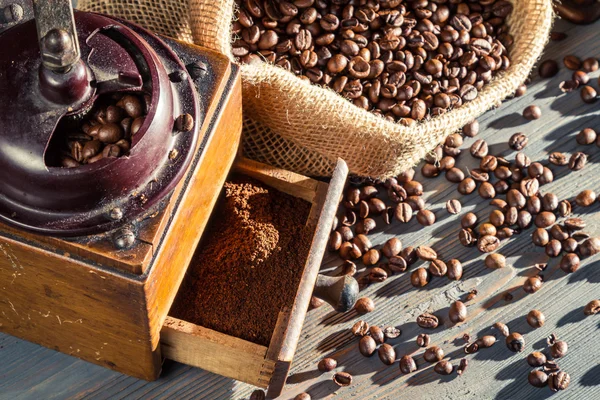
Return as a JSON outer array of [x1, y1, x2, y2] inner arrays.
[[53, 93, 149, 168], [233, 0, 514, 122], [538, 54, 599, 103]]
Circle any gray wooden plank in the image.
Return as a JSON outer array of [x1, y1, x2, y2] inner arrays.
[[1, 16, 600, 400]]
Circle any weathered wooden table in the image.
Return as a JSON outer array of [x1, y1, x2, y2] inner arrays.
[[1, 17, 599, 400]]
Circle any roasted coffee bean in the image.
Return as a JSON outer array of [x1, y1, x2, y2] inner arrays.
[[434, 360, 453, 375], [449, 301, 467, 323], [579, 237, 600, 258], [351, 320, 369, 337], [532, 228, 550, 247], [478, 223, 497, 237], [318, 357, 338, 372], [506, 332, 525, 352], [368, 267, 388, 282], [359, 335, 377, 357], [471, 169, 489, 182], [520, 178, 539, 197], [424, 346, 444, 363], [564, 55, 581, 70], [560, 253, 580, 273], [378, 344, 396, 365], [584, 300, 600, 315], [480, 155, 498, 172], [369, 326, 385, 345], [577, 128, 597, 145], [407, 196, 425, 211], [542, 193, 558, 211], [356, 218, 376, 234], [446, 259, 463, 280], [539, 60, 559, 78], [476, 335, 496, 348], [517, 210, 532, 229], [478, 181, 496, 199], [294, 394, 310, 400], [523, 105, 541, 120], [535, 211, 556, 228], [329, 231, 343, 251], [459, 228, 476, 247], [439, 156, 456, 171], [383, 326, 402, 340], [478, 235, 500, 253], [575, 189, 596, 207], [446, 167, 465, 183], [333, 372, 353, 387], [382, 238, 402, 259], [545, 239, 562, 258], [463, 120, 479, 137], [527, 309, 545, 328], [416, 209, 436, 226], [485, 253, 506, 269], [458, 178, 477, 195], [415, 333, 431, 348], [550, 340, 568, 358], [394, 203, 413, 223], [411, 268, 431, 288], [401, 246, 418, 265], [548, 371, 570, 392], [422, 163, 440, 178], [446, 199, 462, 215], [507, 189, 526, 209], [339, 242, 361, 260], [569, 152, 587, 171], [338, 226, 354, 242], [550, 224, 569, 241], [456, 358, 468, 376], [399, 355, 418, 374], [524, 276, 543, 294], [416, 313, 439, 329], [528, 370, 548, 388], [558, 200, 572, 217], [416, 246, 437, 261], [581, 85, 598, 103], [470, 139, 489, 158], [363, 249, 381, 266], [564, 217, 585, 231], [549, 152, 568, 166], [582, 57, 599, 72], [461, 212, 478, 228], [527, 351, 547, 367], [494, 322, 510, 337], [572, 70, 589, 85], [250, 389, 266, 400], [355, 297, 375, 314], [563, 237, 578, 253], [387, 256, 408, 273], [509, 133, 528, 150]]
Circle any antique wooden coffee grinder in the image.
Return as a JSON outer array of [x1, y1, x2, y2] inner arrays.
[[0, 0, 357, 386]]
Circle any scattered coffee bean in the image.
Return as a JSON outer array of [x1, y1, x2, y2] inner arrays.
[[355, 297, 375, 314], [424, 346, 444, 363], [524, 276, 543, 294], [582, 57, 599, 72], [447, 259, 463, 281], [579, 237, 600, 258], [506, 332, 525, 352], [471, 139, 489, 158], [416, 246, 437, 261], [560, 253, 580, 273], [411, 268, 431, 288], [434, 360, 454, 375], [399, 355, 418, 374], [581, 85, 598, 103], [342, 260, 357, 277], [535, 211, 556, 228], [509, 133, 528, 150], [294, 393, 311, 400], [558, 200, 572, 217], [478, 235, 500, 253], [387, 256, 408, 273], [369, 326, 385, 345], [523, 105, 541, 120], [383, 326, 402, 340], [528, 370, 548, 388], [527, 351, 547, 367], [449, 301, 467, 323], [318, 358, 338, 372], [416, 313, 439, 329], [378, 344, 396, 365], [576, 189, 596, 207], [550, 340, 568, 358], [545, 239, 562, 258], [549, 152, 568, 166], [333, 372, 353, 387], [353, 235, 372, 253], [584, 300, 600, 315], [569, 151, 587, 170], [577, 128, 597, 145], [461, 212, 478, 229], [539, 60, 559, 78], [463, 121, 480, 137], [532, 228, 550, 247], [359, 335, 377, 357], [548, 371, 570, 392], [464, 342, 479, 354], [527, 310, 545, 328], [572, 70, 589, 85], [458, 178, 477, 195], [485, 253, 506, 269], [395, 203, 413, 223], [382, 238, 403, 258], [446, 199, 462, 215], [250, 389, 266, 400], [416, 209, 436, 226], [416, 333, 430, 348], [477, 335, 497, 348], [456, 358, 468, 376], [364, 250, 382, 267], [493, 322, 510, 337], [563, 55, 581, 70], [351, 320, 369, 337]]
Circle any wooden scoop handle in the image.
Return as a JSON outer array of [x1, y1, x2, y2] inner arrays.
[[312, 274, 359, 312]]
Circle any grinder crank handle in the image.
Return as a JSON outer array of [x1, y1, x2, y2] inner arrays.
[[312, 274, 359, 313]]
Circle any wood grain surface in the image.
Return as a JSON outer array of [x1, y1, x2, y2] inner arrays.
[[1, 18, 599, 400]]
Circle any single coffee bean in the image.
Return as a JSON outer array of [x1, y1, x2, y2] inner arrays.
[[449, 301, 467, 323], [457, 178, 476, 195], [470, 139, 489, 158], [535, 211, 556, 228], [250, 389, 266, 400], [569, 151, 587, 170], [464, 342, 479, 354], [579, 237, 600, 258], [359, 335, 377, 357], [354, 297, 375, 314], [478, 181, 496, 199], [478, 223, 497, 237], [560, 253, 580, 273], [329, 231, 343, 251], [416, 209, 436, 226], [318, 357, 338, 372], [333, 372, 353, 387], [356, 218, 376, 234], [416, 246, 437, 261], [575, 189, 596, 206], [401, 246, 418, 265], [558, 199, 572, 217], [548, 371, 570, 392], [582, 57, 599, 72], [528, 370, 548, 388], [509, 133, 528, 150], [405, 181, 424, 196], [424, 346, 444, 363], [456, 358, 468, 376], [368, 267, 388, 282], [399, 355, 418, 374], [539, 60, 559, 78], [564, 55, 581, 70], [550, 340, 568, 358], [383, 326, 402, 340], [494, 322, 510, 337], [572, 70, 589, 85], [395, 203, 413, 223], [542, 193, 558, 211], [564, 217, 585, 231], [485, 253, 506, 269], [339, 242, 361, 260], [294, 393, 311, 400], [446, 167, 465, 183], [519, 178, 538, 197], [478, 235, 500, 253], [577, 128, 597, 145], [370, 326, 385, 345], [428, 259, 447, 277], [471, 169, 489, 182], [524, 276, 543, 294], [549, 152, 568, 166], [532, 228, 550, 247], [382, 238, 402, 258], [378, 343, 396, 365], [446, 259, 463, 280], [463, 120, 479, 137], [584, 300, 600, 315], [563, 237, 578, 253], [527, 309, 545, 328], [507, 189, 526, 209], [523, 105, 541, 120], [581, 85, 598, 103], [517, 210, 533, 229], [545, 240, 562, 258], [446, 199, 462, 215], [476, 335, 497, 348], [416, 333, 430, 347], [527, 351, 547, 367], [387, 256, 408, 273], [434, 360, 454, 375], [416, 313, 439, 329], [461, 212, 478, 228], [506, 332, 525, 352], [351, 320, 369, 337], [411, 268, 431, 288]]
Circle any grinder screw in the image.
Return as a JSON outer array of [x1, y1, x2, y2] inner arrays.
[[3, 4, 23, 23], [175, 114, 194, 132], [109, 208, 124, 221], [186, 61, 208, 80], [113, 227, 136, 250]]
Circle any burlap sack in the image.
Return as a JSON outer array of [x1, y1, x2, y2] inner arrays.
[[78, 0, 554, 178]]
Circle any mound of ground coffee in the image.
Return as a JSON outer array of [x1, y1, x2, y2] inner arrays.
[[170, 174, 313, 346]]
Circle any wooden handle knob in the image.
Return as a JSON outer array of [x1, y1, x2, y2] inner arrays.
[[312, 274, 359, 312]]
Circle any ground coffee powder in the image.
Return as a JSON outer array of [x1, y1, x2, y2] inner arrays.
[[170, 174, 312, 346]]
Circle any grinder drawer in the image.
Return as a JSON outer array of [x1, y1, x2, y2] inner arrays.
[[160, 157, 348, 398]]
